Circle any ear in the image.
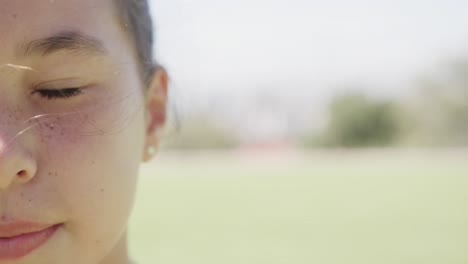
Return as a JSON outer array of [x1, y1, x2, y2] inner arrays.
[[142, 67, 168, 162]]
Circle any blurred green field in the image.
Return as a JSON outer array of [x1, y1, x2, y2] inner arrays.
[[128, 150, 468, 264]]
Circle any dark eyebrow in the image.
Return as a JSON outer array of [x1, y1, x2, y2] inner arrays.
[[17, 31, 107, 57]]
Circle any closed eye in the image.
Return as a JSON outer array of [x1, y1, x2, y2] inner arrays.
[[34, 88, 83, 100]]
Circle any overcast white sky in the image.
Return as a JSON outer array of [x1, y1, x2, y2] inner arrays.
[[149, 0, 468, 113]]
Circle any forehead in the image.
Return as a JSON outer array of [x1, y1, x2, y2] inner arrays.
[[0, 0, 121, 58]]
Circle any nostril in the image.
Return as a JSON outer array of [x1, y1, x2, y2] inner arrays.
[[17, 170, 27, 178]]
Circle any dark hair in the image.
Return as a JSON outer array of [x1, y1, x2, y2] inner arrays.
[[114, 0, 156, 86]]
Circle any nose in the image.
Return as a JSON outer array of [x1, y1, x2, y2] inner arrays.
[[0, 138, 37, 190]]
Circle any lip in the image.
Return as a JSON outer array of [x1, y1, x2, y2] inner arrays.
[[0, 222, 61, 260]]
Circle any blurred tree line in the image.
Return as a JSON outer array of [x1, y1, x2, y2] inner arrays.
[[303, 93, 401, 148], [162, 56, 468, 150], [303, 56, 468, 148]]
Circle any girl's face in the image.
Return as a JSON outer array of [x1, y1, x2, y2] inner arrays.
[[0, 1, 166, 263]]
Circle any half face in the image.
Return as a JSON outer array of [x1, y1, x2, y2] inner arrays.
[[0, 1, 148, 263]]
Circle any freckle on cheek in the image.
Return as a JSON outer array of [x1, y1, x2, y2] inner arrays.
[[38, 118, 80, 145], [0, 106, 28, 144]]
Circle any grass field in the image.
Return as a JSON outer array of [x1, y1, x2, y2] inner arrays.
[[128, 149, 468, 264]]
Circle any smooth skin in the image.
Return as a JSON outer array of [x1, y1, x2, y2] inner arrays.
[[0, 0, 167, 263]]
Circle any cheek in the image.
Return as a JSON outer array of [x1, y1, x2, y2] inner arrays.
[[34, 99, 145, 253]]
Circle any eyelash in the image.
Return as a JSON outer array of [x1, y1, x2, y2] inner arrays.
[[34, 88, 83, 100]]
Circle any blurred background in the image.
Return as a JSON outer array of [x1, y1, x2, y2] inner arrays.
[[129, 0, 468, 263]]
